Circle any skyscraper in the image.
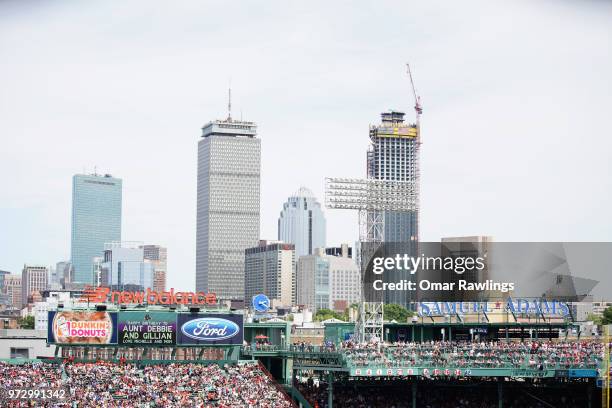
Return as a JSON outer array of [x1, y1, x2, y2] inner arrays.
[[244, 240, 295, 307], [56, 261, 72, 289], [101, 242, 154, 291], [367, 110, 420, 307], [71, 173, 122, 284], [367, 111, 419, 242], [296, 246, 360, 312], [0, 270, 10, 306], [4, 274, 22, 309], [21, 265, 48, 306], [141, 244, 167, 292], [47, 264, 65, 291], [196, 114, 260, 299], [278, 187, 326, 258], [440, 236, 493, 301]]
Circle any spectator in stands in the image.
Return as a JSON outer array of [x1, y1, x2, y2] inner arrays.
[[0, 361, 294, 408]]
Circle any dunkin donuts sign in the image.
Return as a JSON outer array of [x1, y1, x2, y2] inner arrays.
[[49, 311, 118, 345]]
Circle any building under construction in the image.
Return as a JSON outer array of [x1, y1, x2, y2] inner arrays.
[[367, 110, 420, 243], [365, 110, 420, 307]]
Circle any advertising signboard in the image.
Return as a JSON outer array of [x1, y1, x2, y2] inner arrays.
[[176, 313, 244, 346], [348, 367, 576, 379], [568, 369, 598, 378], [117, 311, 176, 345], [80, 286, 217, 306], [48, 311, 118, 345]]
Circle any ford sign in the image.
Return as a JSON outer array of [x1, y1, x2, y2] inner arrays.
[[180, 317, 240, 342]]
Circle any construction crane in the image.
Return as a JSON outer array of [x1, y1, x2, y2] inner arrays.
[[406, 63, 423, 130]]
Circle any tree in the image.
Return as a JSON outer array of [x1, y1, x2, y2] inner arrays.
[[314, 308, 345, 322], [384, 304, 413, 323], [586, 313, 602, 325], [602, 307, 612, 325], [18, 315, 35, 329], [314, 308, 334, 321]]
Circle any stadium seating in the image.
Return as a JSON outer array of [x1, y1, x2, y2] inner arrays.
[[0, 361, 294, 407], [341, 340, 603, 370]]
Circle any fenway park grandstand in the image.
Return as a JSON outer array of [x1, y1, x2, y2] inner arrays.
[[0, 300, 610, 408]]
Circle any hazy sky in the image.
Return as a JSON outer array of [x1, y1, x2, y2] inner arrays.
[[1, 0, 611, 291]]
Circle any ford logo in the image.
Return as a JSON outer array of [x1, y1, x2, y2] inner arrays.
[[181, 317, 239, 341]]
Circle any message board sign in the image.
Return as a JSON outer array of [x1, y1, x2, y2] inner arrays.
[[117, 311, 176, 345]]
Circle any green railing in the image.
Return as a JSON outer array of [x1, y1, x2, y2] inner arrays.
[[285, 385, 313, 408], [243, 345, 338, 353], [240, 345, 603, 378], [0, 358, 47, 364], [342, 344, 603, 371], [0, 358, 253, 366]]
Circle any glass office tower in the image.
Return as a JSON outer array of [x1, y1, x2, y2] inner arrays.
[[70, 173, 122, 284], [100, 242, 154, 292], [277, 187, 326, 258]]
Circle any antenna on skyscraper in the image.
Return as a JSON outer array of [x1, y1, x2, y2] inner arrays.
[[227, 79, 232, 121]]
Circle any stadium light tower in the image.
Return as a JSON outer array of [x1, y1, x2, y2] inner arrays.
[[325, 177, 418, 342], [326, 65, 422, 342]]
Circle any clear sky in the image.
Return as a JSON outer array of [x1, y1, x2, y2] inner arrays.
[[1, 0, 611, 291]]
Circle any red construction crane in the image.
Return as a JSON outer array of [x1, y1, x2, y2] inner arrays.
[[406, 63, 423, 122]]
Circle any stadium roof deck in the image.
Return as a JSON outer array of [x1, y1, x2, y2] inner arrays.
[[245, 322, 290, 328], [383, 321, 572, 327], [54, 305, 239, 312], [325, 321, 573, 328]]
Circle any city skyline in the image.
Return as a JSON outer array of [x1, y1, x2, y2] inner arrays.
[[1, 1, 611, 292]]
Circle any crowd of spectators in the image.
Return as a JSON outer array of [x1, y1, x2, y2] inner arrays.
[[0, 361, 64, 394], [289, 342, 337, 353], [0, 361, 294, 408], [0, 339, 606, 407], [340, 340, 604, 370], [298, 381, 593, 408]]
